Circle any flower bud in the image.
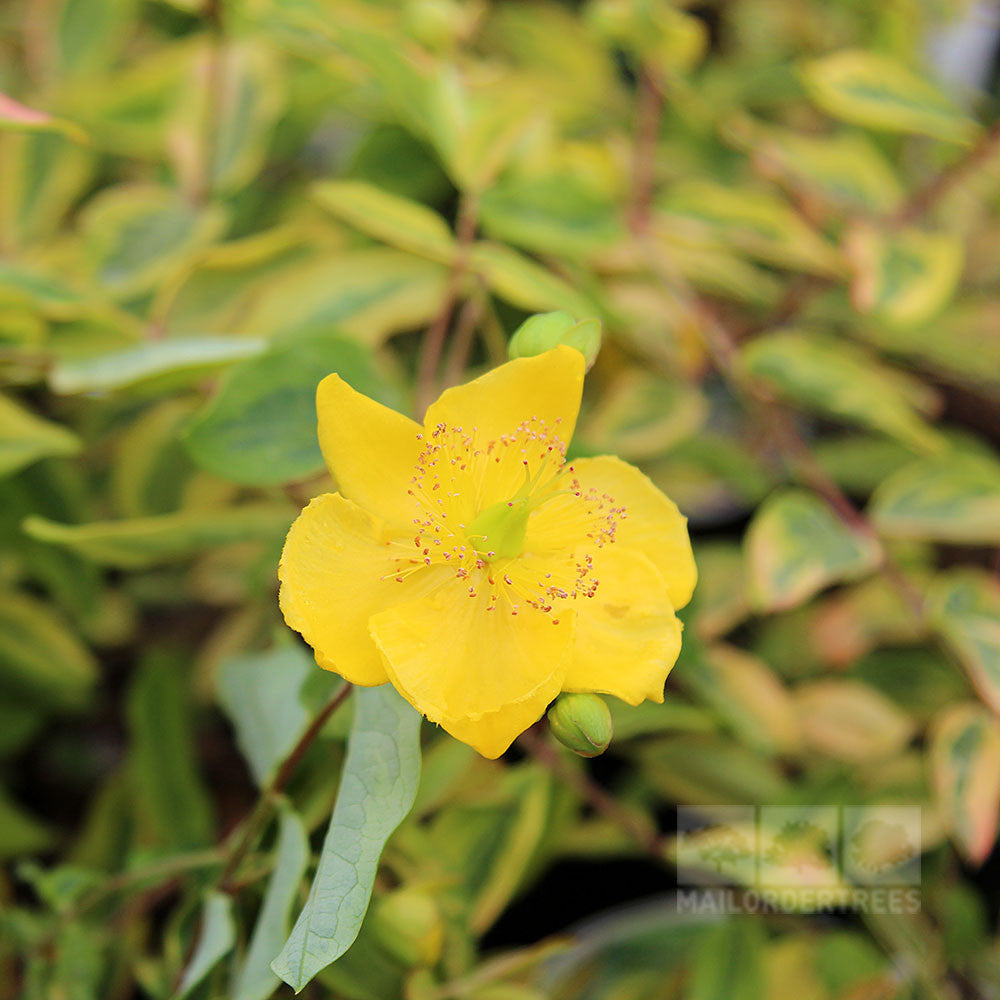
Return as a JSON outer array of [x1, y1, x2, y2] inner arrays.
[[508, 311, 602, 369], [547, 692, 613, 757], [369, 887, 444, 968]]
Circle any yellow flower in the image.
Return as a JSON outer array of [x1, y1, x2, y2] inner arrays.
[[279, 346, 696, 758]]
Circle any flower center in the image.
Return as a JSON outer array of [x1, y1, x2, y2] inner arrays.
[[386, 417, 626, 620]]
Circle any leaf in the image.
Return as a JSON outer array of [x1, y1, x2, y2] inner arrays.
[[658, 180, 842, 276], [478, 174, 624, 259], [741, 329, 945, 452], [184, 334, 397, 486], [0, 393, 80, 478], [232, 809, 309, 1000], [927, 571, 1000, 716], [49, 0, 140, 77], [215, 645, 319, 787], [127, 653, 214, 852], [869, 454, 1000, 544], [576, 370, 706, 461], [470, 242, 598, 318], [0, 787, 54, 859], [800, 49, 978, 144], [846, 223, 963, 327], [930, 703, 1000, 864], [0, 590, 98, 710], [243, 249, 449, 347], [684, 644, 799, 755], [272, 684, 422, 992], [79, 184, 227, 297], [0, 93, 88, 144], [692, 542, 750, 640], [24, 504, 293, 568], [744, 489, 882, 612], [688, 919, 764, 1000], [311, 180, 457, 263], [726, 117, 903, 213], [175, 892, 237, 999], [50, 336, 267, 395], [794, 679, 914, 762]]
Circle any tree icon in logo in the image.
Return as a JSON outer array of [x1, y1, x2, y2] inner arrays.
[[848, 817, 917, 878], [695, 823, 754, 876], [764, 817, 834, 876]]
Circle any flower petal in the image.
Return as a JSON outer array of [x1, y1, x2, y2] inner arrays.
[[563, 546, 682, 705], [317, 374, 422, 531], [369, 575, 574, 727], [279, 493, 446, 685], [436, 692, 557, 759], [569, 455, 696, 609], [424, 346, 585, 445]]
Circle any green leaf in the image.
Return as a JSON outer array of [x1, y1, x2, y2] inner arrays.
[[478, 174, 624, 259], [688, 919, 764, 1000], [0, 787, 54, 859], [0, 263, 89, 317], [233, 809, 310, 1000], [725, 117, 903, 213], [80, 184, 227, 297], [184, 334, 396, 486], [659, 180, 842, 276], [242, 249, 449, 347], [930, 703, 1000, 865], [745, 489, 882, 612], [847, 224, 963, 327], [0, 92, 88, 144], [470, 242, 598, 317], [927, 571, 1000, 717], [272, 684, 422, 992], [869, 454, 1000, 544], [50, 0, 139, 77], [175, 892, 237, 999], [0, 393, 80, 478], [741, 329, 945, 452], [0, 590, 98, 710], [800, 49, 978, 144], [216, 645, 320, 787], [50, 336, 267, 395], [24, 504, 293, 568], [127, 653, 214, 852], [311, 180, 457, 263]]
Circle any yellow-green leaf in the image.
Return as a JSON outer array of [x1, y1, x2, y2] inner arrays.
[[930, 703, 1000, 864], [311, 180, 457, 263], [795, 679, 914, 762], [869, 454, 1000, 544], [800, 49, 978, 144], [0, 393, 80, 478], [847, 223, 963, 327], [745, 489, 882, 612], [741, 329, 945, 452], [470, 242, 598, 317], [928, 571, 1000, 716], [23, 504, 294, 568], [659, 180, 842, 276]]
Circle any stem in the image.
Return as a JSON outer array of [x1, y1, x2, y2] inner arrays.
[[517, 725, 662, 856], [191, 0, 225, 204], [416, 193, 479, 416], [628, 66, 664, 234], [440, 292, 484, 389], [892, 118, 1000, 228], [218, 682, 353, 891]]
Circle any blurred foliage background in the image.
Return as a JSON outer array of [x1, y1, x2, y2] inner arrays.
[[3, 0, 1000, 997]]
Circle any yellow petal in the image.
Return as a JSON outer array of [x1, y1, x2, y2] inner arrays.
[[436, 691, 556, 759], [424, 346, 585, 446], [569, 455, 696, 609], [279, 493, 447, 686], [563, 546, 682, 705], [369, 573, 575, 729], [317, 374, 422, 531]]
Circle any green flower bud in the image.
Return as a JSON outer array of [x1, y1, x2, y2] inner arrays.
[[370, 887, 444, 968], [547, 692, 613, 757], [508, 311, 602, 369]]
